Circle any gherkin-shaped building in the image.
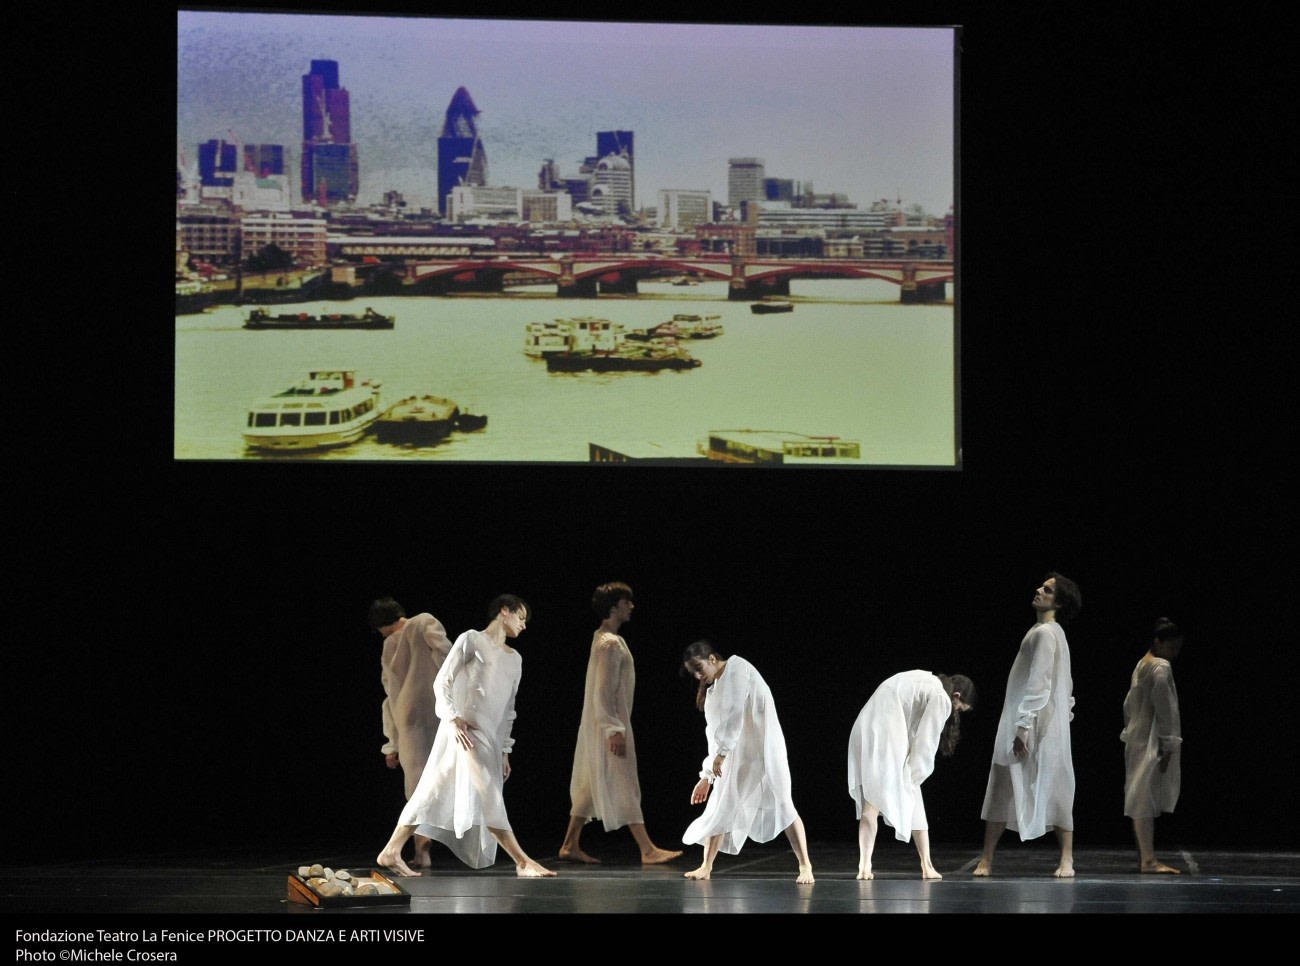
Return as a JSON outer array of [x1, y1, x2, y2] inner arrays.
[[437, 87, 487, 215]]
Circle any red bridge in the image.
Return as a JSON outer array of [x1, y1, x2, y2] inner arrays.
[[402, 254, 951, 303]]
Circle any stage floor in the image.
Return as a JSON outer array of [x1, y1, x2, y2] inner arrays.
[[5, 843, 1299, 916]]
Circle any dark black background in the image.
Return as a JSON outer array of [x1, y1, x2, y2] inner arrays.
[[13, 5, 1283, 868]]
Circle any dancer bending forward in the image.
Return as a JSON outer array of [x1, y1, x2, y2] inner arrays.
[[848, 670, 975, 879], [680, 641, 813, 884]]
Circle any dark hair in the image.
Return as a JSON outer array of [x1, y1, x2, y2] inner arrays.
[[487, 594, 531, 624], [934, 673, 977, 757], [368, 596, 405, 631], [1047, 572, 1082, 623], [592, 581, 633, 618], [1153, 617, 1183, 642], [681, 640, 728, 711]]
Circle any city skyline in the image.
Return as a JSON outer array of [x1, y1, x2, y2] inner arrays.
[[178, 12, 955, 216]]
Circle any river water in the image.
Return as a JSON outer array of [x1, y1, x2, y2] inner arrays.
[[174, 278, 955, 465]]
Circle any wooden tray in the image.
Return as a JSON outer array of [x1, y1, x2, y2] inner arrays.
[[286, 869, 411, 908]]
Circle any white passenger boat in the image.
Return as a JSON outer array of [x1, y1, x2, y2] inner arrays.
[[242, 369, 381, 451], [525, 317, 624, 357]]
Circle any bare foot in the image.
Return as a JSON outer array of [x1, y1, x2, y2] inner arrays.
[[684, 865, 712, 880], [377, 848, 422, 878], [795, 865, 815, 884], [641, 847, 683, 865], [972, 859, 992, 877], [1141, 860, 1180, 874], [410, 849, 432, 870], [1053, 862, 1075, 878], [558, 846, 601, 864], [857, 868, 873, 880], [517, 859, 557, 877], [921, 866, 943, 880]]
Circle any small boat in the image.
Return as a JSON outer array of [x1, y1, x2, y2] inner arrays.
[[750, 300, 793, 315], [698, 430, 862, 464], [176, 279, 218, 316], [455, 411, 489, 432], [547, 343, 701, 373], [243, 370, 381, 452], [243, 306, 394, 330], [373, 395, 459, 444]]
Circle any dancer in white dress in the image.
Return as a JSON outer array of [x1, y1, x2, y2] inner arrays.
[[376, 595, 556, 878], [559, 582, 681, 865], [848, 670, 976, 879], [680, 641, 814, 883], [975, 573, 1082, 878], [1121, 617, 1184, 873], [368, 597, 452, 869]]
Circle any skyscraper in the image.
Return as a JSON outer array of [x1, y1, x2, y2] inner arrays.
[[596, 130, 634, 208], [300, 59, 359, 204], [728, 157, 765, 208], [437, 87, 487, 216]]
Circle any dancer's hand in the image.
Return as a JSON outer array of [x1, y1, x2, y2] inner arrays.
[[453, 717, 475, 750], [691, 778, 711, 805]]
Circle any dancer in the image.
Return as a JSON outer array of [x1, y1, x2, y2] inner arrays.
[[848, 670, 976, 879], [680, 642, 814, 883], [376, 595, 556, 878], [368, 596, 452, 869], [559, 582, 682, 865], [1121, 618, 1184, 873], [974, 573, 1081, 877]]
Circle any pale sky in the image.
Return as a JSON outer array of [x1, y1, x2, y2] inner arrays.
[[178, 11, 955, 214]]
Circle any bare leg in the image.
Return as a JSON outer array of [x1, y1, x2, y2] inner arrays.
[[1053, 828, 1075, 877], [913, 829, 941, 879], [558, 814, 600, 864], [784, 814, 815, 883], [489, 826, 557, 877], [410, 833, 432, 870], [377, 824, 421, 877], [628, 823, 683, 864], [685, 835, 722, 880], [857, 806, 879, 879], [973, 820, 1005, 876], [1133, 817, 1180, 873]]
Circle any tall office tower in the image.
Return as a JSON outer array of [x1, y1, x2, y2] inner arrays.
[[300, 59, 359, 204], [591, 154, 633, 217], [728, 157, 765, 208], [437, 87, 487, 216], [596, 130, 634, 208]]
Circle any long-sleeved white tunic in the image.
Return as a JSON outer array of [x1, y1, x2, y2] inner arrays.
[[568, 631, 644, 831], [683, 656, 797, 855], [380, 613, 451, 799], [1120, 656, 1181, 819], [847, 670, 953, 841], [981, 621, 1075, 840], [398, 630, 521, 869]]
